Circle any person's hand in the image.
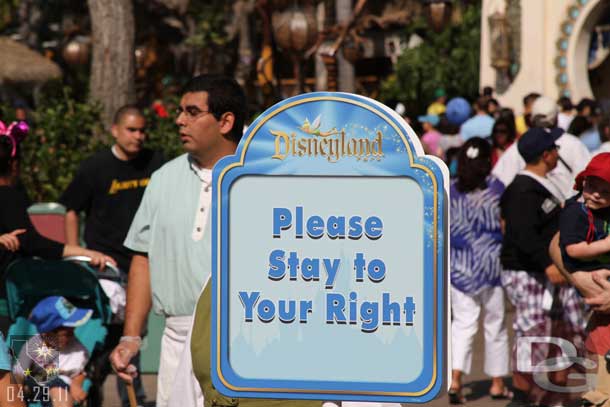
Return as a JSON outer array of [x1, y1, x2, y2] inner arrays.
[[70, 382, 87, 404], [0, 229, 26, 252], [585, 270, 610, 313], [545, 264, 567, 285], [109, 340, 139, 383], [85, 249, 117, 270]]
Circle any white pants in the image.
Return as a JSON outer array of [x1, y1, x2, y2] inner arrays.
[[157, 315, 203, 407], [451, 285, 509, 377]]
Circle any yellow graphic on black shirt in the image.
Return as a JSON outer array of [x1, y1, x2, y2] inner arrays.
[[108, 178, 150, 195]]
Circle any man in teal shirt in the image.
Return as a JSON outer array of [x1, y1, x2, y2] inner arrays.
[[109, 75, 247, 406]]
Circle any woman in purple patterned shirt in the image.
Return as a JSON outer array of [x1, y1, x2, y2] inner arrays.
[[449, 137, 511, 404]]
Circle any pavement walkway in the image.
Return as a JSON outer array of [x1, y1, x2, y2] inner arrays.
[[102, 308, 586, 407]]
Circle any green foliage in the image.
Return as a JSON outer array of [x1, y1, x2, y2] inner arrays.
[[142, 98, 184, 161], [0, 0, 19, 32], [185, 2, 230, 49], [381, 2, 481, 116], [18, 87, 105, 202], [14, 91, 185, 203]]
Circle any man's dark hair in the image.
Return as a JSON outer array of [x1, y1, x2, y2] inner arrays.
[[113, 105, 144, 125], [482, 86, 493, 97], [599, 116, 610, 142], [181, 74, 247, 143], [456, 137, 492, 193], [498, 107, 516, 124], [557, 96, 573, 112], [523, 92, 541, 107], [491, 117, 516, 149], [568, 115, 591, 137], [474, 96, 489, 113], [576, 98, 597, 114]]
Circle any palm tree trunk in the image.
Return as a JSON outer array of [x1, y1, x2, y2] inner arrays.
[[88, 0, 136, 130], [335, 0, 355, 93]]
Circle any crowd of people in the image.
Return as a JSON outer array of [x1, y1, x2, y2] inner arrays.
[[424, 88, 610, 407], [0, 76, 609, 407]]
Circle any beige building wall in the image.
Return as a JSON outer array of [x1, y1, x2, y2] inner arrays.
[[480, 0, 603, 113]]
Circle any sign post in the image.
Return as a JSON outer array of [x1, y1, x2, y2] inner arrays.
[[211, 92, 449, 403]]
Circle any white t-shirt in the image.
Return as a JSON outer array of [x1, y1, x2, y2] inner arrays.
[[557, 112, 574, 131], [594, 142, 610, 156], [492, 131, 591, 200]]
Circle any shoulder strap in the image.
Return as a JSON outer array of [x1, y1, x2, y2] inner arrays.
[[558, 155, 572, 174]]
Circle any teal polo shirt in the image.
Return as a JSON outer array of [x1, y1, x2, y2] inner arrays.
[[124, 154, 212, 317]]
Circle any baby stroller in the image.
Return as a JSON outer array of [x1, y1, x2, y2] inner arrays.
[[4, 256, 125, 406]]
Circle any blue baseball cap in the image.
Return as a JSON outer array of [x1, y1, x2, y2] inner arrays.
[[518, 127, 563, 163], [29, 296, 93, 333], [418, 114, 440, 127]]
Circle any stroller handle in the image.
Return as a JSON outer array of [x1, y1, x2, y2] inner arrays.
[[63, 256, 123, 279]]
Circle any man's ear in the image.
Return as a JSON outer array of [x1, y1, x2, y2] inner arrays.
[[218, 112, 236, 137], [110, 124, 119, 140]]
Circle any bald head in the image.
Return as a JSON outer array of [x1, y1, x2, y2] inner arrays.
[[113, 105, 144, 125]]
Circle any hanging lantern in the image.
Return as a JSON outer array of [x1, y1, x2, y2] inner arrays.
[[488, 12, 510, 71], [342, 38, 364, 64], [271, 6, 317, 53], [135, 45, 146, 69], [62, 36, 90, 66], [422, 0, 453, 33]]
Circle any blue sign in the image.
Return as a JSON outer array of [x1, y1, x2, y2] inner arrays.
[[211, 92, 449, 403]]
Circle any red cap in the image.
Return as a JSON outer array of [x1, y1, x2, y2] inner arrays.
[[574, 153, 610, 191]]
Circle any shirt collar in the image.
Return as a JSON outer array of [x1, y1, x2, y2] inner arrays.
[[188, 154, 212, 186]]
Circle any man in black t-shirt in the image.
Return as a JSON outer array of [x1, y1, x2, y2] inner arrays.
[[501, 127, 586, 407], [59, 105, 164, 407], [60, 105, 164, 272]]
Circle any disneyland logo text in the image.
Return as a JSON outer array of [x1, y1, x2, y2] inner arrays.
[[269, 117, 384, 163]]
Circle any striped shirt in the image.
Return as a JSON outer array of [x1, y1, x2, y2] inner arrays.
[[450, 176, 504, 294]]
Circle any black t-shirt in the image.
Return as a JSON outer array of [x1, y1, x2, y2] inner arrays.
[[59, 148, 165, 271], [500, 174, 562, 273], [560, 197, 610, 272], [0, 185, 64, 281]]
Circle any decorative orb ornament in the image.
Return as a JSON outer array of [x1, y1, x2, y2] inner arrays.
[[271, 6, 317, 52], [342, 38, 364, 64], [423, 0, 453, 33], [62, 36, 90, 66]]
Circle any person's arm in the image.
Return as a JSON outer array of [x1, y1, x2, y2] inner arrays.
[[64, 210, 80, 246], [109, 254, 151, 382], [0, 372, 25, 407], [550, 232, 605, 297], [59, 158, 95, 245], [583, 269, 610, 313], [544, 264, 567, 286], [0, 230, 25, 252], [61, 245, 116, 269], [123, 254, 152, 337], [565, 236, 610, 260], [69, 372, 87, 404]]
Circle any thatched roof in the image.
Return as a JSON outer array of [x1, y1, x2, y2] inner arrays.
[[0, 37, 61, 83]]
